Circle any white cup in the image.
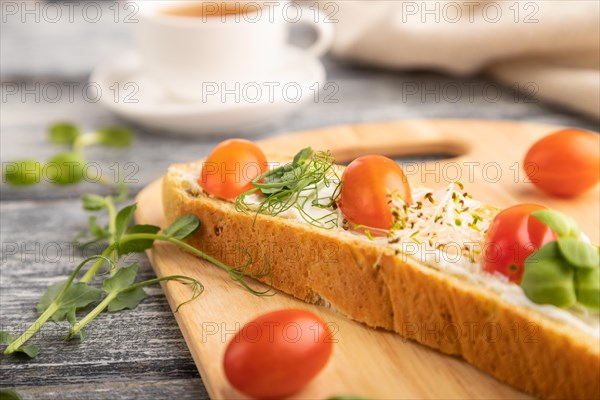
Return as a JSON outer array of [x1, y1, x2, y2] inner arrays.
[[133, 0, 333, 101]]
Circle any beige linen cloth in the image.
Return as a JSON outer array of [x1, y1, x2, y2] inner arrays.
[[319, 0, 600, 119]]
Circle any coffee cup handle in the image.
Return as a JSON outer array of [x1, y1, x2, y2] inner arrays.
[[294, 8, 334, 58]]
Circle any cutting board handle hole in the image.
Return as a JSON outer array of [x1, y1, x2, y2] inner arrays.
[[336, 153, 459, 167], [393, 153, 459, 165], [334, 140, 470, 166]]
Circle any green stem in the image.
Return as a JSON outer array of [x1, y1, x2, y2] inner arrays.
[[125, 275, 199, 292], [120, 233, 271, 295], [105, 198, 117, 245], [4, 302, 60, 354], [103, 197, 119, 270], [72, 132, 101, 154], [67, 275, 202, 339], [66, 292, 117, 340], [113, 183, 129, 203], [253, 182, 293, 189], [120, 233, 229, 271], [79, 246, 115, 283], [124, 275, 205, 311]]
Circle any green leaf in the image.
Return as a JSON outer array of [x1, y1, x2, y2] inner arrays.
[[114, 204, 137, 240], [88, 216, 109, 239], [108, 287, 147, 312], [281, 165, 304, 184], [78, 328, 88, 343], [262, 164, 300, 195], [557, 238, 599, 269], [2, 160, 42, 186], [292, 147, 313, 164], [521, 242, 576, 308], [0, 332, 39, 359], [575, 267, 600, 311], [46, 152, 86, 185], [119, 224, 160, 255], [531, 210, 580, 238], [36, 280, 68, 313], [103, 264, 139, 293], [66, 309, 78, 325], [256, 148, 313, 196], [51, 283, 103, 322], [0, 388, 23, 400], [114, 182, 130, 202], [48, 122, 81, 145], [3, 159, 42, 186], [532, 240, 562, 259], [96, 127, 133, 147], [261, 171, 286, 194], [18, 343, 40, 358], [81, 194, 106, 211], [162, 215, 201, 240]]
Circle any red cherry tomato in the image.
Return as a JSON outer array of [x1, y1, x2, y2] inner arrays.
[[338, 155, 412, 230], [524, 129, 600, 198], [223, 309, 333, 399], [483, 204, 557, 283], [199, 139, 268, 200]]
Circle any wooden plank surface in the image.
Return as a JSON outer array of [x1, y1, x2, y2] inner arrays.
[[134, 119, 599, 399]]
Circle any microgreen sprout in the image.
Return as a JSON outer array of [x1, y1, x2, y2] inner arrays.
[[2, 192, 271, 358], [2, 122, 133, 187], [235, 148, 342, 229]]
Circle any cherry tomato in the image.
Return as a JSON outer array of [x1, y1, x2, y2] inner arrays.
[[524, 129, 600, 198], [223, 309, 333, 399], [483, 204, 557, 283], [338, 155, 412, 230], [199, 139, 268, 200]]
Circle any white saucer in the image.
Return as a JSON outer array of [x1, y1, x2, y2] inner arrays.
[[91, 49, 326, 136]]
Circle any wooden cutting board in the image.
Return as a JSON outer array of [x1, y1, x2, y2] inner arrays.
[[135, 119, 599, 399]]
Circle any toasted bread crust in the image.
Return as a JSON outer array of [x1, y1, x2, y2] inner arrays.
[[163, 163, 600, 399]]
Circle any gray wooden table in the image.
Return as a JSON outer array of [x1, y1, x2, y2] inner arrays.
[[1, 2, 598, 399]]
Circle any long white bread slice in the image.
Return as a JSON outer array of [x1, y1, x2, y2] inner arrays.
[[162, 161, 600, 400]]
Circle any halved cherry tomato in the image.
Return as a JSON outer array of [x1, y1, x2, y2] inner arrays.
[[338, 155, 412, 230], [483, 204, 557, 283], [199, 139, 267, 200], [524, 129, 600, 198], [223, 309, 333, 399]]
